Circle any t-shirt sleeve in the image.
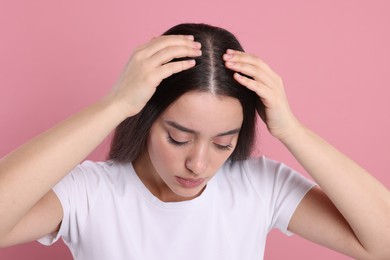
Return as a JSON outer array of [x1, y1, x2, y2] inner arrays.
[[37, 161, 101, 247], [244, 156, 316, 236]]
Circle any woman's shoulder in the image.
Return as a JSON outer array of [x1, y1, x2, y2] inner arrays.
[[216, 156, 279, 189], [221, 155, 284, 175], [219, 156, 313, 192], [76, 159, 127, 172], [67, 160, 133, 189]]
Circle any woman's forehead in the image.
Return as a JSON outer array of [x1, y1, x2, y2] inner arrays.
[[160, 92, 243, 134]]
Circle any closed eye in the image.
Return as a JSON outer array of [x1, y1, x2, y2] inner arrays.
[[167, 133, 234, 151], [167, 134, 188, 146], [214, 143, 233, 151]]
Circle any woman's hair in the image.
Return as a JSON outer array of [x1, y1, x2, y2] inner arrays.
[[109, 23, 260, 162]]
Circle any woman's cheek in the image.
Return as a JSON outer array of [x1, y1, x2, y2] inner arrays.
[[154, 137, 182, 163]]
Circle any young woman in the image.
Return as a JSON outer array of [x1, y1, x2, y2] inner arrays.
[[0, 23, 389, 259]]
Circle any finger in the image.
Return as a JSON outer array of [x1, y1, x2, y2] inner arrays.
[[224, 50, 279, 79], [150, 45, 202, 67], [141, 35, 200, 58], [225, 61, 275, 88], [233, 72, 272, 101], [156, 59, 196, 80], [139, 35, 194, 51]]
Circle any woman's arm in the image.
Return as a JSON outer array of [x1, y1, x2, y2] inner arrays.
[[285, 124, 390, 259], [0, 35, 201, 246], [0, 97, 126, 246], [223, 49, 390, 259]]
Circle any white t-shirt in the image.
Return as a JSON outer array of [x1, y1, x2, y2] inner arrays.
[[39, 156, 315, 260]]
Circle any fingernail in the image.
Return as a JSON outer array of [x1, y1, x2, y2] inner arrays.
[[223, 53, 233, 60], [226, 61, 235, 67], [193, 42, 201, 49], [226, 49, 235, 54], [186, 35, 194, 40]]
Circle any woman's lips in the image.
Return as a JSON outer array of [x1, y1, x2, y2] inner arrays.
[[175, 176, 205, 188]]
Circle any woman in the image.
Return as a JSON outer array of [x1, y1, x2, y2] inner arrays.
[[0, 23, 389, 259]]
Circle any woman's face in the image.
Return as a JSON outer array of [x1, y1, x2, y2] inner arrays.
[[136, 91, 243, 202]]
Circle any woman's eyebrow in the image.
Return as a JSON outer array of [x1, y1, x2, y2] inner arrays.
[[165, 121, 196, 134], [216, 128, 241, 137], [164, 120, 240, 136]]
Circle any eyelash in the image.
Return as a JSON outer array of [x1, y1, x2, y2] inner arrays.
[[214, 143, 234, 151], [167, 135, 187, 146], [167, 135, 233, 151]]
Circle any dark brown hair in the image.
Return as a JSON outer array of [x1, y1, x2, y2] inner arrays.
[[109, 23, 259, 162]]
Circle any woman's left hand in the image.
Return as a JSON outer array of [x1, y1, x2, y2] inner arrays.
[[224, 50, 390, 260], [223, 49, 300, 141]]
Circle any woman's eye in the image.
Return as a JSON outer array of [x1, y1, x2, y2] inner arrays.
[[167, 134, 188, 146], [214, 143, 233, 151]]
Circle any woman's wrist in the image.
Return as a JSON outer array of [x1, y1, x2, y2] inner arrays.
[[100, 92, 139, 122], [276, 119, 307, 147]]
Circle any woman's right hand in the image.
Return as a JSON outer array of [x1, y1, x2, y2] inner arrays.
[[109, 35, 202, 117], [0, 35, 202, 247]]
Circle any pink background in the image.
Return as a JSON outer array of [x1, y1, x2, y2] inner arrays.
[[1, 0, 389, 259]]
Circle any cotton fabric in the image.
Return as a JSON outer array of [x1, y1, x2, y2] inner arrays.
[[39, 156, 315, 260]]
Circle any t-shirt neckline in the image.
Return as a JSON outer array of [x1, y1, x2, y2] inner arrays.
[[127, 162, 216, 209]]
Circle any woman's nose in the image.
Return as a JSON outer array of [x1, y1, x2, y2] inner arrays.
[[185, 145, 208, 175]]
